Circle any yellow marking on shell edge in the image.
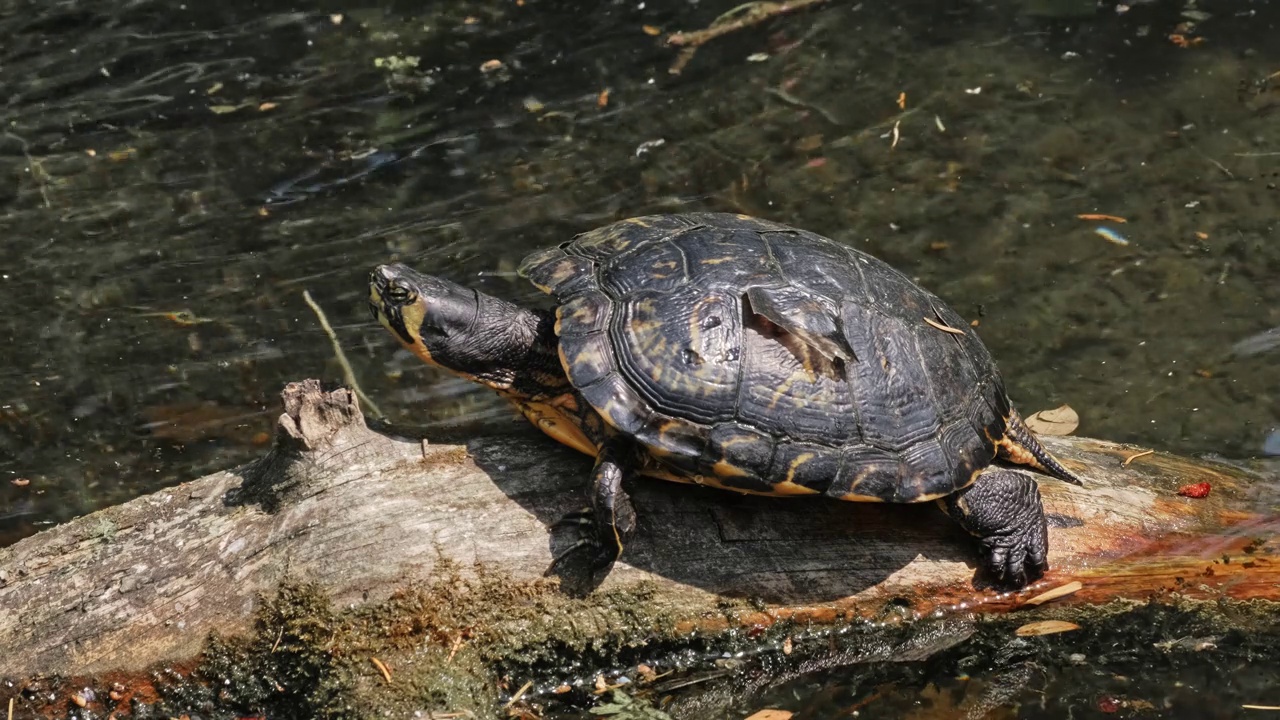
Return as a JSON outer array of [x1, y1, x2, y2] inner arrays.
[[626, 217, 651, 228], [516, 400, 598, 457], [712, 459, 752, 478], [784, 452, 814, 485], [770, 480, 820, 496], [645, 421, 689, 458], [716, 434, 759, 448], [905, 489, 953, 503], [557, 344, 573, 376], [839, 492, 886, 503], [641, 465, 816, 497]]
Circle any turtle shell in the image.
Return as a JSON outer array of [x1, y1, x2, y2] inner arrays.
[[518, 213, 1011, 503]]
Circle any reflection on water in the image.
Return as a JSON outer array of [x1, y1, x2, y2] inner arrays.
[[0, 0, 1278, 714]]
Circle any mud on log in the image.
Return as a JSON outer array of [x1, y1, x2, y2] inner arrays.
[[0, 380, 1276, 682]]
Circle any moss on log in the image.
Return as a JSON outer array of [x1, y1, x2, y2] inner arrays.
[[0, 380, 1276, 716]]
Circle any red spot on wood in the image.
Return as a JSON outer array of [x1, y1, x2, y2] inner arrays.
[[1177, 482, 1211, 498]]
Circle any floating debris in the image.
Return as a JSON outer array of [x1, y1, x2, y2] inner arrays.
[[1077, 213, 1127, 223], [1263, 429, 1280, 457], [1230, 326, 1280, 358], [635, 138, 666, 157], [1094, 226, 1130, 246]]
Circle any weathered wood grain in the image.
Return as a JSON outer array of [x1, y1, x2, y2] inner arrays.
[[0, 379, 1275, 677]]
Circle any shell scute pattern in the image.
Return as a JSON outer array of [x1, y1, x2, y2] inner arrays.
[[613, 286, 742, 426], [734, 315, 857, 443], [519, 249, 595, 295], [677, 224, 776, 289], [525, 212, 1005, 503], [555, 290, 611, 337], [769, 441, 840, 493], [835, 444, 908, 501], [703, 424, 775, 483], [764, 230, 870, 301], [596, 236, 690, 297], [558, 331, 615, 389], [576, 373, 654, 437], [838, 303, 946, 455], [633, 417, 707, 469]]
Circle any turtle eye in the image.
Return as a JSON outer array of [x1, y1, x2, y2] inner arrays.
[[385, 284, 415, 304]]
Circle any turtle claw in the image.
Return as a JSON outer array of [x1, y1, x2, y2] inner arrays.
[[550, 508, 594, 529], [978, 532, 1046, 589], [544, 538, 593, 576], [942, 467, 1050, 590], [545, 510, 624, 577]]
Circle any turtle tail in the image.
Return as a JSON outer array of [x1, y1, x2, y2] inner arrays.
[[997, 408, 1084, 486]]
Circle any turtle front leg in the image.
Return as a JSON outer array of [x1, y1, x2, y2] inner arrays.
[[548, 437, 637, 576], [940, 468, 1049, 588]]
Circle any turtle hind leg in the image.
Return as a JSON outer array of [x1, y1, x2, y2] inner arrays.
[[941, 467, 1049, 588], [546, 437, 637, 577], [997, 408, 1084, 486]]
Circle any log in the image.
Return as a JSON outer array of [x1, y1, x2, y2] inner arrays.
[[0, 380, 1276, 696]]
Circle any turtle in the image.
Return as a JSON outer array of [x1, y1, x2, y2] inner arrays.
[[368, 212, 1082, 588]]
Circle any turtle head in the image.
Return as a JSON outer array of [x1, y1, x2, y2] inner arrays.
[[369, 263, 479, 368], [369, 263, 566, 397]]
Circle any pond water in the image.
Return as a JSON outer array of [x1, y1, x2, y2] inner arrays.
[[0, 0, 1277, 716]]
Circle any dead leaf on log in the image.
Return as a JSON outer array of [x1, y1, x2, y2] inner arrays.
[[1023, 581, 1083, 607], [1024, 405, 1079, 436], [1015, 620, 1081, 637]]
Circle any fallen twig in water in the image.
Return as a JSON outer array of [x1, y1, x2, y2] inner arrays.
[[666, 0, 830, 74], [302, 289, 384, 419], [765, 86, 841, 125]]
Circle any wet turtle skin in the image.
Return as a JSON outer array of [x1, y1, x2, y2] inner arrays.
[[370, 213, 1082, 589]]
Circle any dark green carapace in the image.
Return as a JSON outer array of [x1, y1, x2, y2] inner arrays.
[[370, 213, 1082, 588]]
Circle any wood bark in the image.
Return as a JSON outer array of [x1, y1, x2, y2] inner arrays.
[[0, 379, 1275, 678]]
